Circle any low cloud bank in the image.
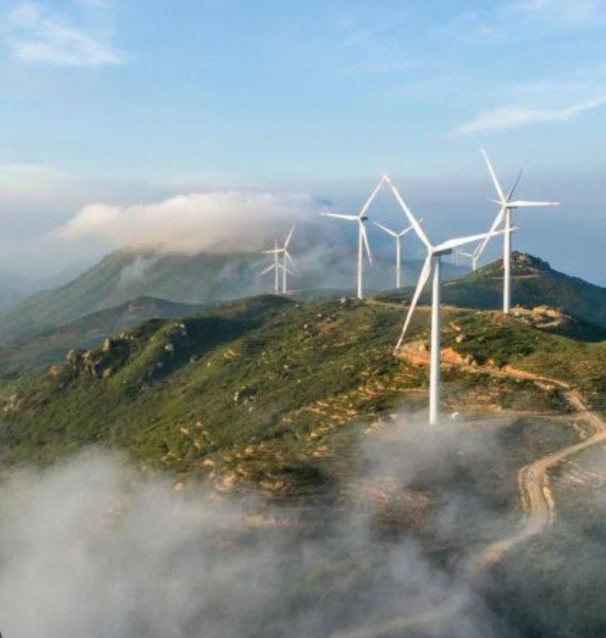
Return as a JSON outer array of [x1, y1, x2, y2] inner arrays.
[[60, 192, 321, 255], [0, 415, 511, 638]]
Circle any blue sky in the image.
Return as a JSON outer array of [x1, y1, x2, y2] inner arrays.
[[0, 0, 606, 278]]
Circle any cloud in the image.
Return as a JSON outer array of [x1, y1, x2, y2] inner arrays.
[[6, 1, 125, 67], [59, 191, 320, 254], [452, 95, 606, 136], [0, 420, 503, 638]]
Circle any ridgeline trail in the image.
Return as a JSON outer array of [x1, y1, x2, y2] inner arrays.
[[332, 352, 606, 638]]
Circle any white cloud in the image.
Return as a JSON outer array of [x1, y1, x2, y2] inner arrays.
[[6, 1, 125, 67], [452, 95, 606, 136], [59, 191, 320, 254]]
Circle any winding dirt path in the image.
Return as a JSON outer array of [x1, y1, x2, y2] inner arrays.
[[332, 366, 606, 638]]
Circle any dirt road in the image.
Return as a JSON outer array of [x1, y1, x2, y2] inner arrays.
[[332, 369, 606, 638]]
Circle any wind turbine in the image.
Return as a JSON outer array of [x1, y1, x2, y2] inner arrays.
[[259, 239, 281, 293], [384, 175, 504, 426], [474, 149, 560, 314], [373, 219, 422, 289], [320, 177, 386, 299], [453, 248, 476, 269], [262, 225, 297, 294]]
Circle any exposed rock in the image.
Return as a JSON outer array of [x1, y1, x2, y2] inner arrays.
[[233, 387, 257, 405], [4, 394, 24, 414], [49, 364, 62, 377]]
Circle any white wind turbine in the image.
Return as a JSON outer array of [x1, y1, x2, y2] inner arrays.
[[320, 177, 386, 299], [474, 149, 560, 314], [262, 226, 297, 294], [259, 239, 281, 293], [373, 219, 422, 289], [385, 175, 505, 426], [453, 248, 477, 269]]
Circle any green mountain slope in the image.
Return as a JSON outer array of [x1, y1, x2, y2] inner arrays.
[[380, 251, 606, 331], [0, 247, 467, 345], [2, 294, 586, 493], [0, 296, 205, 373]]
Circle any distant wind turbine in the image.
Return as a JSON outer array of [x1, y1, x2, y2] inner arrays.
[[320, 177, 386, 299], [384, 175, 504, 426], [474, 149, 560, 314], [262, 226, 297, 294], [373, 219, 422, 289], [453, 248, 476, 268]]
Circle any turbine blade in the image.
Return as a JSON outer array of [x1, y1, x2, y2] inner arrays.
[[481, 148, 506, 203], [473, 205, 507, 261], [360, 222, 373, 264], [397, 224, 416, 238], [263, 249, 283, 254], [284, 224, 296, 249], [507, 169, 523, 202], [383, 176, 432, 249], [285, 251, 298, 271], [373, 221, 397, 237], [359, 176, 386, 218], [507, 200, 561, 208], [395, 254, 432, 351], [320, 212, 359, 221], [258, 264, 276, 276], [435, 229, 506, 254]]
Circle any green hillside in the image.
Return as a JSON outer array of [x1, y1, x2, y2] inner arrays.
[[0, 296, 205, 373], [381, 252, 606, 330], [3, 293, 595, 494]]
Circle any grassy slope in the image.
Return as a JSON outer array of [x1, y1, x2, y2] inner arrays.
[[0, 296, 577, 491], [0, 296, 205, 373], [380, 251, 606, 331]]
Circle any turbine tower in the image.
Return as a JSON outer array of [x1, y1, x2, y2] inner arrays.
[[262, 226, 297, 294], [474, 149, 560, 314], [373, 219, 421, 289], [259, 239, 281, 293], [320, 177, 386, 299], [385, 175, 503, 426]]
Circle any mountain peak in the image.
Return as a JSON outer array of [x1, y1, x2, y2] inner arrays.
[[511, 251, 551, 274]]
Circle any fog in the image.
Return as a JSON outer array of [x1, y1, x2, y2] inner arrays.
[[0, 417, 508, 638]]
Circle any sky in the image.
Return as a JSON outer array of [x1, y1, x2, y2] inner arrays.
[[0, 0, 605, 281]]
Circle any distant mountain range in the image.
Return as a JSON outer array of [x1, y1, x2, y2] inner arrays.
[[0, 242, 466, 345], [0, 296, 204, 373], [1, 249, 606, 376], [0, 261, 94, 312]]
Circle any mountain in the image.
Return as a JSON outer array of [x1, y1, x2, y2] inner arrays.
[[0, 287, 28, 311], [0, 242, 466, 345], [0, 296, 205, 373], [380, 251, 606, 331], [1, 293, 585, 476], [5, 293, 605, 638]]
